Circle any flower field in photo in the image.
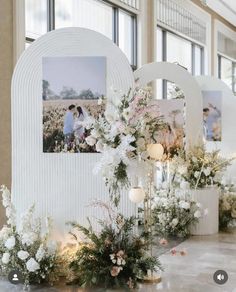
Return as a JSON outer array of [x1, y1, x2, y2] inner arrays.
[[43, 99, 104, 153]]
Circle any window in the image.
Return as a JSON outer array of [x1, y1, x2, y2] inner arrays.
[[25, 0, 137, 68], [118, 10, 136, 66], [166, 33, 192, 72], [156, 27, 205, 98], [55, 0, 113, 39], [25, 0, 47, 41], [218, 55, 236, 93]]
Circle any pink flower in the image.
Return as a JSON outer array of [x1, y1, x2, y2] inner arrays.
[[127, 277, 134, 289], [117, 250, 125, 258], [171, 248, 177, 256], [110, 266, 121, 277], [180, 250, 187, 256], [159, 238, 168, 246]]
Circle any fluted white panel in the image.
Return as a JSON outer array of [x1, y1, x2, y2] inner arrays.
[[11, 28, 135, 242]]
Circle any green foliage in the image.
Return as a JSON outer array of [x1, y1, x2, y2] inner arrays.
[[68, 214, 162, 290], [219, 192, 236, 229]]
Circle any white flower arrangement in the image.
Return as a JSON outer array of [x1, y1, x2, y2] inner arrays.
[[171, 145, 233, 189], [152, 188, 205, 237], [83, 88, 166, 205], [0, 186, 59, 287]]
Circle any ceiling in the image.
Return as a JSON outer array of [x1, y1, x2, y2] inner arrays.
[[205, 0, 236, 27]]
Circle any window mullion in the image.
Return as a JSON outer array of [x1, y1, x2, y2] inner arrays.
[[47, 0, 55, 31], [131, 15, 137, 69], [191, 44, 195, 75], [218, 55, 221, 79], [201, 47, 204, 75], [162, 30, 167, 99], [113, 7, 119, 45], [232, 61, 235, 93]]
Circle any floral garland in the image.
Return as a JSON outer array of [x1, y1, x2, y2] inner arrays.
[[170, 145, 233, 189], [84, 88, 166, 205], [0, 186, 59, 288]]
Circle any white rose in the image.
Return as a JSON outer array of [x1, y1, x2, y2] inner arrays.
[[26, 258, 40, 272], [85, 136, 96, 146], [2, 252, 10, 264], [194, 171, 200, 179], [117, 258, 122, 266], [21, 232, 37, 246], [203, 167, 211, 177], [36, 245, 45, 262], [178, 165, 187, 175], [194, 210, 202, 218], [0, 226, 12, 241], [17, 250, 29, 261], [179, 201, 190, 210], [171, 218, 179, 227], [91, 129, 100, 139], [95, 141, 104, 152], [5, 236, 15, 250], [192, 157, 198, 163], [136, 138, 146, 150]]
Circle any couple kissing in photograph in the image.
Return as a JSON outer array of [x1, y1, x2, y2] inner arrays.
[[63, 104, 88, 148]]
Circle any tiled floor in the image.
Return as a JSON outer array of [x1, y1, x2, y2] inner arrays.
[[1, 229, 235, 291]]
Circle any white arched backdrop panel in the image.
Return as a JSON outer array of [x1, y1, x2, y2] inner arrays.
[[134, 62, 203, 146], [11, 28, 135, 241], [195, 76, 236, 182]]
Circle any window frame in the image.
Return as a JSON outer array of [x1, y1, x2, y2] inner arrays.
[[218, 54, 236, 94], [25, 0, 137, 69], [157, 26, 205, 99]]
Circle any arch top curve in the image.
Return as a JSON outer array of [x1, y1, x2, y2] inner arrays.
[[134, 62, 203, 147]]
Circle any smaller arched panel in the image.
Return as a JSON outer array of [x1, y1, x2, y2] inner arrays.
[[195, 76, 236, 182], [134, 62, 203, 147]]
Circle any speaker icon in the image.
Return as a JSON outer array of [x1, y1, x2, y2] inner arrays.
[[214, 270, 228, 285]]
